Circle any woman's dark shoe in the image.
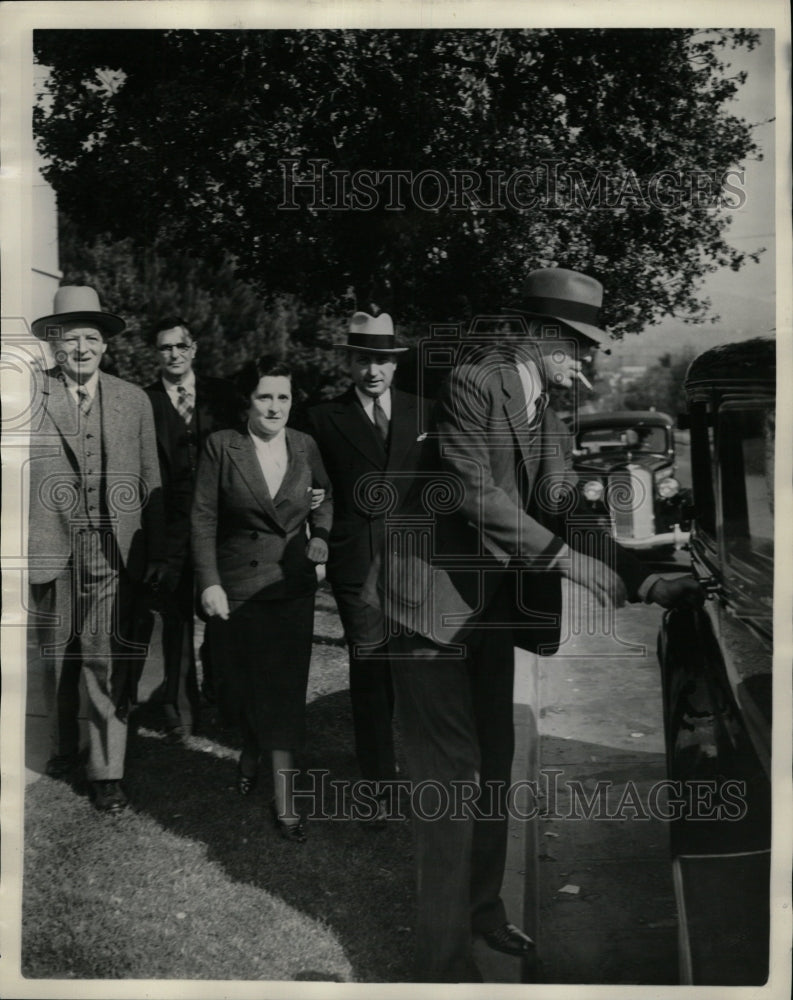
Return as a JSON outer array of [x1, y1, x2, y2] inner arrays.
[[359, 793, 389, 832], [269, 799, 306, 843], [236, 750, 260, 796]]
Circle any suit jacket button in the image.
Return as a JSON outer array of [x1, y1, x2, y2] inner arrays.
[[250, 560, 258, 567], [250, 531, 258, 540]]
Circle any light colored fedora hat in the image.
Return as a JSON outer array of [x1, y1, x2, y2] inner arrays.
[[338, 312, 409, 354], [504, 268, 609, 346], [32, 285, 125, 340]]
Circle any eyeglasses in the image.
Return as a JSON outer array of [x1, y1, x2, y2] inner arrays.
[[157, 342, 192, 354]]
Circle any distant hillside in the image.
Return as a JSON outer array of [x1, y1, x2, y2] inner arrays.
[[601, 302, 775, 370]]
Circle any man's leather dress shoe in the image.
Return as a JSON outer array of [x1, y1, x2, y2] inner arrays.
[[45, 754, 80, 779], [480, 922, 536, 957], [92, 780, 128, 814]]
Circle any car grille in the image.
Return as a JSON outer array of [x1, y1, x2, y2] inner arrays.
[[607, 466, 654, 540]]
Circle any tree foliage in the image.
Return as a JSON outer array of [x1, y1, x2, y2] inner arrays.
[[34, 28, 762, 337], [57, 213, 352, 408]]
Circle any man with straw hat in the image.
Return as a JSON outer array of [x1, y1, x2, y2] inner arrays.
[[28, 285, 166, 813], [307, 310, 430, 827]]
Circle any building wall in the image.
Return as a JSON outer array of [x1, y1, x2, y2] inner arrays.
[[31, 163, 61, 322]]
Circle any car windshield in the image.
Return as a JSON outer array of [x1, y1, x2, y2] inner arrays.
[[577, 424, 668, 455]]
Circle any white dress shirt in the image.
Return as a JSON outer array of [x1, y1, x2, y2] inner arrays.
[[514, 357, 544, 422], [355, 386, 392, 423], [249, 426, 288, 498]]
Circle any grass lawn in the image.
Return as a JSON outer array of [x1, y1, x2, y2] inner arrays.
[[22, 588, 415, 982]]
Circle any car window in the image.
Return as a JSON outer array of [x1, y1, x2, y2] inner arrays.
[[578, 424, 668, 454], [688, 401, 717, 538], [718, 403, 775, 570]]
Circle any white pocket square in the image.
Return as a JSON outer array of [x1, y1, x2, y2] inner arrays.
[[416, 433, 428, 442]]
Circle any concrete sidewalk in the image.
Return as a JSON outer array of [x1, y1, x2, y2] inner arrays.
[[534, 589, 678, 985]]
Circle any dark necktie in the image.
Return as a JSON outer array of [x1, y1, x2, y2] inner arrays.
[[176, 385, 194, 424], [372, 395, 389, 445]]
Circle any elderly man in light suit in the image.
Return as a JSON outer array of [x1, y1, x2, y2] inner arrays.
[[28, 285, 165, 813]]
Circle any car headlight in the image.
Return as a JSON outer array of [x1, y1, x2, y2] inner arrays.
[[583, 480, 605, 502], [656, 477, 680, 499]]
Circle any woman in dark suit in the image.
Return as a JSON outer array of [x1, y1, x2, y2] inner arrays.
[[192, 357, 332, 842]]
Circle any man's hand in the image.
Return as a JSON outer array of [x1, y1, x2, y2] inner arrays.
[[539, 347, 584, 389], [648, 576, 704, 610], [310, 488, 326, 511], [306, 537, 329, 564], [561, 548, 627, 608], [201, 584, 230, 620]]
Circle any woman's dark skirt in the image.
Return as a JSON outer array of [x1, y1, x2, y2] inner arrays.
[[207, 593, 315, 751]]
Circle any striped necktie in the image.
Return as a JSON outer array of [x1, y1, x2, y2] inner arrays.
[[76, 386, 92, 416], [176, 385, 194, 424]]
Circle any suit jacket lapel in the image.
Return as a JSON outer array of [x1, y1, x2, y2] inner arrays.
[[274, 429, 306, 507], [147, 382, 176, 462], [194, 376, 213, 439], [99, 373, 126, 468], [328, 387, 385, 468], [500, 361, 536, 471], [42, 372, 80, 463], [386, 389, 419, 471], [228, 429, 284, 529]]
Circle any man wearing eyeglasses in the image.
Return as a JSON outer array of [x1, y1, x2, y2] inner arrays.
[[144, 317, 238, 739]]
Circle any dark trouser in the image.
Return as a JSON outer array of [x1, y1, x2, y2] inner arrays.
[[332, 582, 396, 784], [28, 531, 141, 781], [388, 588, 515, 983], [160, 565, 201, 730]]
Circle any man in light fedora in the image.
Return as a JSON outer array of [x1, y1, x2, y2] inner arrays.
[[376, 268, 702, 981], [27, 285, 166, 812], [306, 311, 431, 826]]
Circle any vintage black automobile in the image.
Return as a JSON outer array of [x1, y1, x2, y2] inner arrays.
[[656, 338, 774, 985], [569, 410, 691, 566]]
